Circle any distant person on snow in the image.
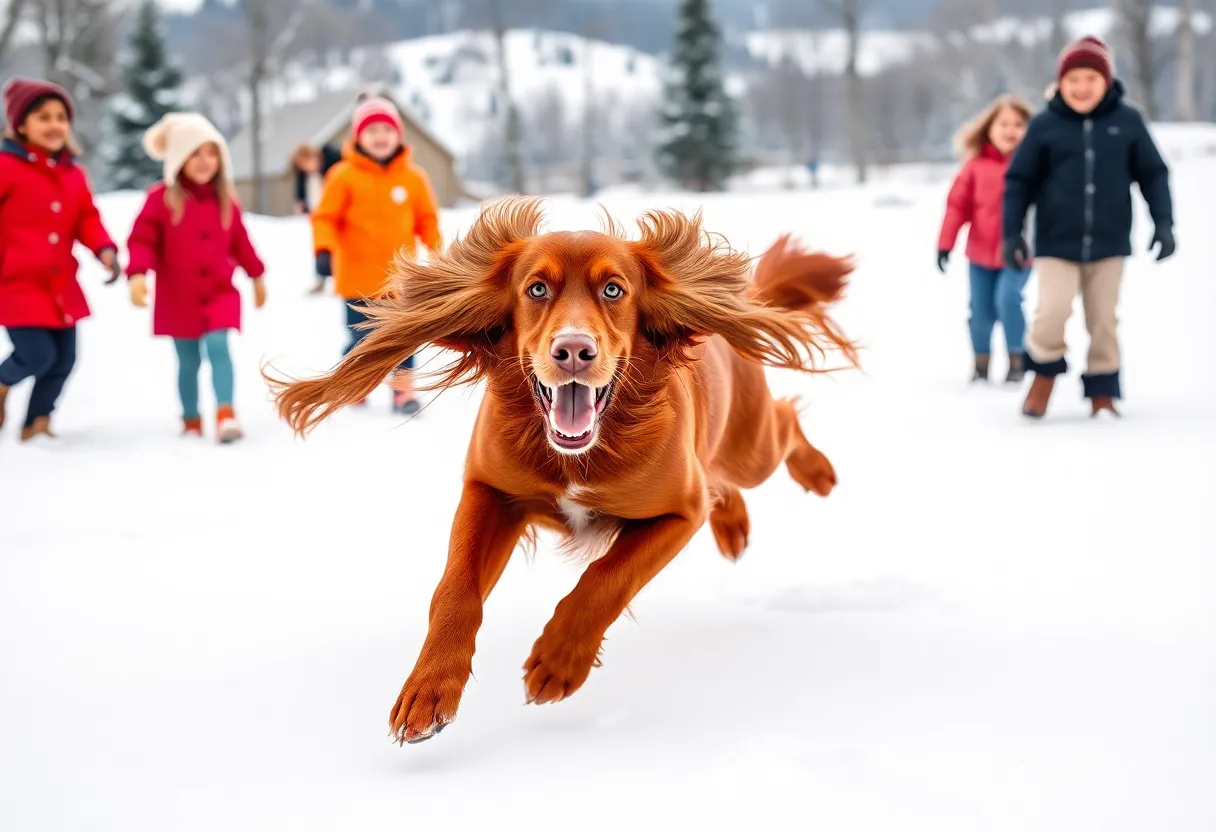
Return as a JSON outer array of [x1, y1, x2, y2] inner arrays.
[[311, 95, 443, 416], [291, 142, 342, 296], [0, 78, 120, 442], [938, 93, 1035, 385], [1004, 35, 1174, 419], [125, 113, 268, 443]]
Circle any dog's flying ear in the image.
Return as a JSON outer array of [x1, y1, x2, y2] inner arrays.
[[265, 196, 545, 436], [631, 210, 855, 372]]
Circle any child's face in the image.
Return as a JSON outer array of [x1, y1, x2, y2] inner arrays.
[[296, 149, 320, 173], [358, 123, 401, 161], [182, 143, 221, 184], [19, 99, 70, 154], [988, 106, 1027, 155], [1059, 68, 1108, 114]]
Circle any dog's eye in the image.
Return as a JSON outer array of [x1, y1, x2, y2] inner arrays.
[[603, 281, 624, 300], [527, 282, 549, 299]]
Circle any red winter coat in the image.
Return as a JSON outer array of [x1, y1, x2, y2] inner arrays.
[[126, 179, 265, 339], [0, 139, 115, 328], [938, 142, 1020, 270]]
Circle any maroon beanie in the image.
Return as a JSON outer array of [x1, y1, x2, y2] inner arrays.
[[1057, 36, 1113, 86], [3, 77, 75, 129]]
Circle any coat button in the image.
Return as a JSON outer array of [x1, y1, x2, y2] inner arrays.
[[48, 232, 60, 244], [1086, 184, 1096, 194], [64, 315, 74, 324], [1083, 235, 1092, 245], [51, 201, 62, 212]]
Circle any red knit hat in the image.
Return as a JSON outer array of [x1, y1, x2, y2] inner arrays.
[[351, 96, 402, 139], [3, 77, 75, 129], [1057, 36, 1112, 86]]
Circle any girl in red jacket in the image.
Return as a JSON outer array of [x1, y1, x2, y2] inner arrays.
[[937, 94, 1034, 384], [0, 78, 120, 441], [126, 113, 267, 443]]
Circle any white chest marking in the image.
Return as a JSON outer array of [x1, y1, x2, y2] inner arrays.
[[558, 486, 594, 533]]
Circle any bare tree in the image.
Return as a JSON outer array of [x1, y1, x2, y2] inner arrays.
[[820, 0, 868, 184], [0, 0, 32, 67], [1115, 0, 1158, 120], [525, 83, 567, 192], [1175, 0, 1197, 120]]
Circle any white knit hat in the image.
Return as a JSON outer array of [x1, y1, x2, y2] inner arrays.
[[142, 112, 233, 187]]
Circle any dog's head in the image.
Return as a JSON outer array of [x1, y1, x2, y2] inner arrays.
[[268, 197, 855, 456]]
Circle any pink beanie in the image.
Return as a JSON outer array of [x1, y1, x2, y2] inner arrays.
[[352, 96, 402, 138]]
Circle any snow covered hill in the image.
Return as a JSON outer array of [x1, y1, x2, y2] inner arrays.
[[1, 129, 1214, 831]]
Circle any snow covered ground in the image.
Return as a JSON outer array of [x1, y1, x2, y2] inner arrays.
[[2, 138, 1215, 831]]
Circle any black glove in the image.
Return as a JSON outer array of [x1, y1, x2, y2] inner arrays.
[[315, 250, 333, 277], [1150, 226, 1175, 262], [937, 250, 950, 273], [1003, 235, 1029, 268]]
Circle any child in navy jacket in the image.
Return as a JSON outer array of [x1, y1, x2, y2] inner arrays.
[[1003, 36, 1174, 418]]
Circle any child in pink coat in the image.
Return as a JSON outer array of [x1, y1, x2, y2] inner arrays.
[[125, 113, 267, 443], [937, 93, 1034, 384]]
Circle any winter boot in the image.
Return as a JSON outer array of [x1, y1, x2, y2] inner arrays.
[[0, 383, 8, 432], [216, 405, 244, 444], [390, 370, 421, 416], [1022, 374, 1055, 418], [20, 416, 56, 442], [972, 355, 990, 383], [1091, 396, 1120, 418], [1005, 354, 1026, 384], [182, 416, 204, 437]]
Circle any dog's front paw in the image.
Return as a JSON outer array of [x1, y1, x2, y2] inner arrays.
[[523, 628, 602, 705], [786, 444, 837, 497], [710, 487, 750, 560], [389, 666, 468, 745]]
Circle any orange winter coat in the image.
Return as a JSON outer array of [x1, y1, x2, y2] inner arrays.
[[311, 142, 442, 300]]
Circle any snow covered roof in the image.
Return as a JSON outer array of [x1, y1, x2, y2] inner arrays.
[[226, 86, 455, 181]]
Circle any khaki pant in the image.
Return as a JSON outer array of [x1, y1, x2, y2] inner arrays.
[[1025, 257, 1124, 375]]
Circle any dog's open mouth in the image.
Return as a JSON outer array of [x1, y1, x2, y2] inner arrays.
[[533, 375, 617, 452]]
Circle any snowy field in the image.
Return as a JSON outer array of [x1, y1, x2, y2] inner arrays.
[[3, 139, 1215, 830]]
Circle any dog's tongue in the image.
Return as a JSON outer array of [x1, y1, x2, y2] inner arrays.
[[552, 383, 596, 437]]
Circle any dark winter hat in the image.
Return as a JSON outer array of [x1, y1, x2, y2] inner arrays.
[[2, 77, 75, 128], [1057, 35, 1113, 86]]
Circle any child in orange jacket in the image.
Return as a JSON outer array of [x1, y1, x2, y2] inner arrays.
[[311, 97, 442, 415]]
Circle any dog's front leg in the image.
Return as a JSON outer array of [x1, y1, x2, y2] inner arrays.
[[390, 480, 526, 744], [523, 513, 699, 704]]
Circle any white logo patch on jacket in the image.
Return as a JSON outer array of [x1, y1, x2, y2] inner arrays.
[[391, 185, 408, 204]]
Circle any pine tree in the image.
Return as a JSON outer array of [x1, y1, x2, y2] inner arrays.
[[655, 0, 738, 192], [108, 0, 183, 190]]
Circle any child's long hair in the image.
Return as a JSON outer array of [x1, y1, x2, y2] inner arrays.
[[165, 148, 236, 230], [952, 94, 1033, 159]]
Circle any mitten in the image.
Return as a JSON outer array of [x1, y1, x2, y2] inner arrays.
[[315, 250, 333, 277], [1003, 235, 1029, 268], [253, 278, 268, 309], [937, 250, 950, 273], [99, 248, 122, 284], [1150, 226, 1175, 262]]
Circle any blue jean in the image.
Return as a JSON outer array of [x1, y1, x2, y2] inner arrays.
[[344, 303, 413, 370], [968, 263, 1030, 356], [0, 326, 77, 427], [174, 330, 234, 419]]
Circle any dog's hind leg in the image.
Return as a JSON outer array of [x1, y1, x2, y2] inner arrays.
[[709, 485, 750, 560], [779, 401, 837, 497]]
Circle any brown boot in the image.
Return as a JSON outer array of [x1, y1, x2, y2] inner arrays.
[[972, 354, 990, 382], [1022, 374, 1055, 418], [20, 416, 56, 442], [0, 383, 8, 432], [1091, 396, 1120, 417]]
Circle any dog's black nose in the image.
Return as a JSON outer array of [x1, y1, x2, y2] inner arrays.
[[551, 333, 598, 375]]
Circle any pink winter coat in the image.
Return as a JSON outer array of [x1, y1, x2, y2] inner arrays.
[[938, 142, 1019, 270], [0, 138, 115, 328], [126, 179, 265, 339]]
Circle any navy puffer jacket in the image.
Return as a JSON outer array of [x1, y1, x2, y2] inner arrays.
[[1003, 79, 1173, 263]]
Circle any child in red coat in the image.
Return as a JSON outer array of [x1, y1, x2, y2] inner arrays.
[[125, 113, 267, 443], [937, 94, 1034, 384], [0, 78, 120, 442]]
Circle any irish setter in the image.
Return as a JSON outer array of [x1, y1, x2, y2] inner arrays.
[[267, 197, 858, 744]]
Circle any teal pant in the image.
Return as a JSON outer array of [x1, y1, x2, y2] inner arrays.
[[174, 330, 234, 419]]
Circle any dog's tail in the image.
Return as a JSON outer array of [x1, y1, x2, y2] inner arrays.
[[749, 234, 859, 368]]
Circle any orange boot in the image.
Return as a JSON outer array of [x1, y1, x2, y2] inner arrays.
[[216, 405, 244, 444], [182, 416, 204, 437], [1022, 374, 1055, 419]]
